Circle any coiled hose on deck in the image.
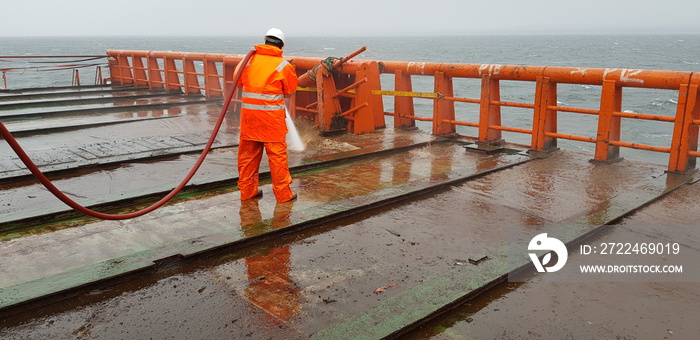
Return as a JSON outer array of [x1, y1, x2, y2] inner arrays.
[[0, 50, 255, 220]]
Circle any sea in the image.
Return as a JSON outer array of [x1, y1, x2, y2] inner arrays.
[[2, 34, 700, 165]]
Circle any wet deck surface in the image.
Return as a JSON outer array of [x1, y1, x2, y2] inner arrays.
[[402, 182, 700, 339], [1, 86, 699, 339]]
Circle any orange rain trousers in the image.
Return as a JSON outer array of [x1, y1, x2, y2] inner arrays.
[[238, 139, 294, 202]]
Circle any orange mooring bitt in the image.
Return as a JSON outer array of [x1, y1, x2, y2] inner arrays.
[[106, 50, 700, 173], [306, 60, 384, 134], [294, 46, 381, 134], [296, 46, 367, 88]]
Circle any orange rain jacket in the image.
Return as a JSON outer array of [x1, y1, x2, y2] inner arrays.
[[236, 44, 298, 202], [237, 44, 298, 142]]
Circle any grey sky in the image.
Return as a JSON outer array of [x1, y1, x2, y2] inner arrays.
[[2, 0, 699, 37]]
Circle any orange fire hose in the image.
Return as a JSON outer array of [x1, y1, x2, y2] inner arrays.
[[0, 49, 255, 220]]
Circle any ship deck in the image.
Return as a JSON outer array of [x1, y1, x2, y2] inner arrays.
[[1, 86, 699, 339]]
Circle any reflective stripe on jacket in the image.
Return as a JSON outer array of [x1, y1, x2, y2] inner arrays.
[[237, 44, 298, 142]]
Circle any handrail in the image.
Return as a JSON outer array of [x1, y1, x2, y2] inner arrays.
[[105, 50, 700, 173], [376, 61, 699, 172], [0, 55, 109, 89], [378, 62, 695, 89]]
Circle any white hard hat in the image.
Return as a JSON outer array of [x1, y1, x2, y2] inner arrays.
[[265, 28, 285, 45]]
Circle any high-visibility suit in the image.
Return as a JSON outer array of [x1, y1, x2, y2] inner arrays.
[[237, 44, 298, 202]]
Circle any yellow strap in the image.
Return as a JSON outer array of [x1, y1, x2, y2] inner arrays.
[[296, 87, 441, 99], [371, 90, 442, 98], [296, 86, 319, 92]]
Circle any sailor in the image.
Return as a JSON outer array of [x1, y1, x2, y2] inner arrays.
[[236, 28, 298, 203]]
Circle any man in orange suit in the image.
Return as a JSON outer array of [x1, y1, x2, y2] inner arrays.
[[237, 28, 298, 203]]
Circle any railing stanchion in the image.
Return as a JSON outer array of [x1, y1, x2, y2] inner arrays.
[[670, 83, 700, 172], [183, 55, 200, 95], [532, 77, 558, 151], [164, 56, 180, 93], [478, 75, 502, 144], [147, 52, 163, 90], [132, 56, 148, 87], [204, 57, 223, 99], [117, 54, 133, 86], [595, 80, 623, 162], [433, 71, 455, 136], [394, 70, 416, 129]]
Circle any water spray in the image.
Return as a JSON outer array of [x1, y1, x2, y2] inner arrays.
[[285, 108, 305, 151]]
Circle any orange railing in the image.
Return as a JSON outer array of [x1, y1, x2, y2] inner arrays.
[[377, 62, 700, 173], [106, 50, 700, 173], [107, 51, 240, 98]]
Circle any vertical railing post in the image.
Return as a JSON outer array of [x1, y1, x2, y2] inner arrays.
[[223, 57, 235, 95], [433, 71, 456, 136], [669, 83, 700, 172], [367, 61, 385, 130], [94, 66, 103, 85], [182, 54, 201, 95], [107, 55, 120, 85], [478, 75, 502, 143], [394, 70, 415, 129], [147, 52, 163, 90], [594, 80, 623, 162], [222, 55, 239, 112], [353, 63, 377, 134], [163, 56, 181, 93], [685, 90, 700, 171], [203, 57, 223, 99], [132, 56, 148, 88], [72, 69, 81, 86], [117, 54, 133, 86], [532, 76, 558, 151]]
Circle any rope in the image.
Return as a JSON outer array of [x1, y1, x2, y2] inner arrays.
[[0, 49, 256, 220], [27, 57, 106, 64], [0, 55, 107, 59], [0, 63, 107, 73], [305, 56, 339, 82]]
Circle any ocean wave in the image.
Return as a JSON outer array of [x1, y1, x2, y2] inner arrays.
[[650, 98, 678, 106]]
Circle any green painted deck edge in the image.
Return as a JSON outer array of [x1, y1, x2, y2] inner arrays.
[[0, 249, 160, 309]]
